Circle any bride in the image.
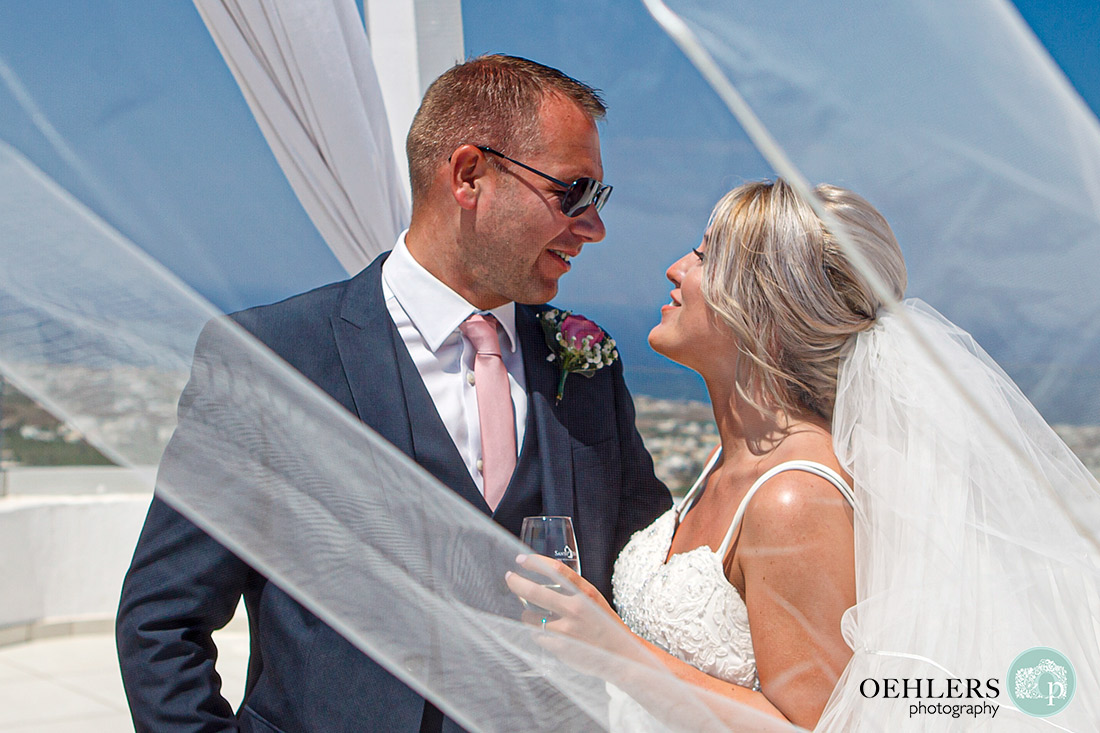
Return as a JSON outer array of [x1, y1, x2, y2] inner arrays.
[[506, 177, 1100, 729], [509, 177, 900, 727]]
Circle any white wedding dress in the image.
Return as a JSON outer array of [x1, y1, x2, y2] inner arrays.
[[609, 448, 855, 725]]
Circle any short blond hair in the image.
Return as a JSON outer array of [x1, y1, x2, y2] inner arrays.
[[702, 179, 907, 420], [405, 55, 606, 203]]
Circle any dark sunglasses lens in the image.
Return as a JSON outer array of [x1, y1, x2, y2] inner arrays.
[[562, 178, 600, 217], [593, 184, 611, 212]]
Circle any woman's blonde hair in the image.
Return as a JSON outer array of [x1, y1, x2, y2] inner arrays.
[[701, 179, 907, 420]]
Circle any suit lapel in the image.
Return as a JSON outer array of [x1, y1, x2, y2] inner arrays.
[[332, 254, 486, 512], [331, 255, 416, 458], [333, 274, 577, 522], [516, 306, 576, 519], [397, 345, 488, 514]]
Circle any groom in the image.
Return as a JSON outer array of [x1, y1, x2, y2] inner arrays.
[[116, 55, 670, 732]]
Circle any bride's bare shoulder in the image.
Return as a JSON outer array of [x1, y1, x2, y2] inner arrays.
[[739, 449, 853, 550]]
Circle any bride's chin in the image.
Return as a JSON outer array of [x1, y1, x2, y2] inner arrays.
[[648, 327, 685, 366], [646, 325, 665, 352], [650, 331, 715, 380]]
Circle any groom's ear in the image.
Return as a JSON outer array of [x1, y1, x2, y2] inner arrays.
[[449, 144, 488, 211]]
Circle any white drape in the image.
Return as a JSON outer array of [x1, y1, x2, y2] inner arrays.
[[192, 0, 410, 273]]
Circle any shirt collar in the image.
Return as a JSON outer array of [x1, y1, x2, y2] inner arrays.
[[383, 231, 519, 354]]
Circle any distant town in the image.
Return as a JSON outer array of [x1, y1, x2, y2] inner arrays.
[[635, 396, 1100, 494], [4, 380, 1098, 497], [633, 396, 718, 495]]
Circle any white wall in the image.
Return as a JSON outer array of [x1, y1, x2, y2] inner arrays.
[[2, 465, 154, 497], [0, 468, 153, 641]]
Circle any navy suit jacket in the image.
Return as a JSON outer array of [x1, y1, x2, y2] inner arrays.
[[116, 254, 670, 732]]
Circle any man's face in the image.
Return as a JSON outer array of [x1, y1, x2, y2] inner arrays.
[[462, 94, 607, 307]]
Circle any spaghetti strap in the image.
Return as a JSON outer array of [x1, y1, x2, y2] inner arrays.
[[676, 444, 723, 517], [714, 460, 855, 559]]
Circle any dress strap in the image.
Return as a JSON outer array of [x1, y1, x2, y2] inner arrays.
[[715, 460, 855, 559], [676, 445, 723, 517]]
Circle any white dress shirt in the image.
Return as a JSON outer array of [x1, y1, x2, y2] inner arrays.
[[381, 232, 527, 495]]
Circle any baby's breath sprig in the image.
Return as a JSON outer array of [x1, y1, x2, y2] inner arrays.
[[539, 309, 619, 404]]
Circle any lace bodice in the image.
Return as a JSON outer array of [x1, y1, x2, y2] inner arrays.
[[612, 452, 855, 692], [613, 507, 759, 687]]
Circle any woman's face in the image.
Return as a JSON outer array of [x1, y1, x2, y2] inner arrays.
[[648, 241, 739, 376]]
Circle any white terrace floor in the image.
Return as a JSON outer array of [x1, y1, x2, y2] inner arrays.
[[0, 626, 249, 732]]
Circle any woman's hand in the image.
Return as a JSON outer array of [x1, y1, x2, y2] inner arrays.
[[507, 554, 789, 728], [504, 554, 633, 658]]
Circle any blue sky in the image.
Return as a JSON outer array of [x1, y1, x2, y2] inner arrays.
[[463, 0, 1100, 403], [1, 0, 1098, 406]]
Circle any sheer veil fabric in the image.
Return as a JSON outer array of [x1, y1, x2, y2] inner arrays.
[[825, 300, 1100, 729], [647, 0, 1100, 426], [2, 141, 769, 732], [1, 0, 1100, 730]]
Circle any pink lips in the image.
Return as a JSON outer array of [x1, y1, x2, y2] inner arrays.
[[659, 290, 681, 316]]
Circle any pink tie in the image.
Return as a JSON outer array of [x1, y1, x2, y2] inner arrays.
[[460, 314, 517, 511]]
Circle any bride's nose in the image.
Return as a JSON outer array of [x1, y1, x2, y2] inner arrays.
[[665, 251, 692, 285]]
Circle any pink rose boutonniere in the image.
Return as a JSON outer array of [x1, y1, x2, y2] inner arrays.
[[539, 309, 619, 404]]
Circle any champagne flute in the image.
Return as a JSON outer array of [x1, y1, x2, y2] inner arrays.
[[517, 516, 579, 676]]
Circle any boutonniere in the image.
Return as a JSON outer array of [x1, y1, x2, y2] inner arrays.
[[539, 309, 619, 405]]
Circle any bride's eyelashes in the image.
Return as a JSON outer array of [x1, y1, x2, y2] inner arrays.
[[692, 247, 704, 262]]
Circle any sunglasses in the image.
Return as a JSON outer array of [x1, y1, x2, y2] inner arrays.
[[477, 146, 612, 217]]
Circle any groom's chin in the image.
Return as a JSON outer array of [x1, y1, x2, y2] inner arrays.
[[515, 282, 560, 306]]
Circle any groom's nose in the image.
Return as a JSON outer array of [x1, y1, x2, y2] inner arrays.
[[568, 204, 606, 243]]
